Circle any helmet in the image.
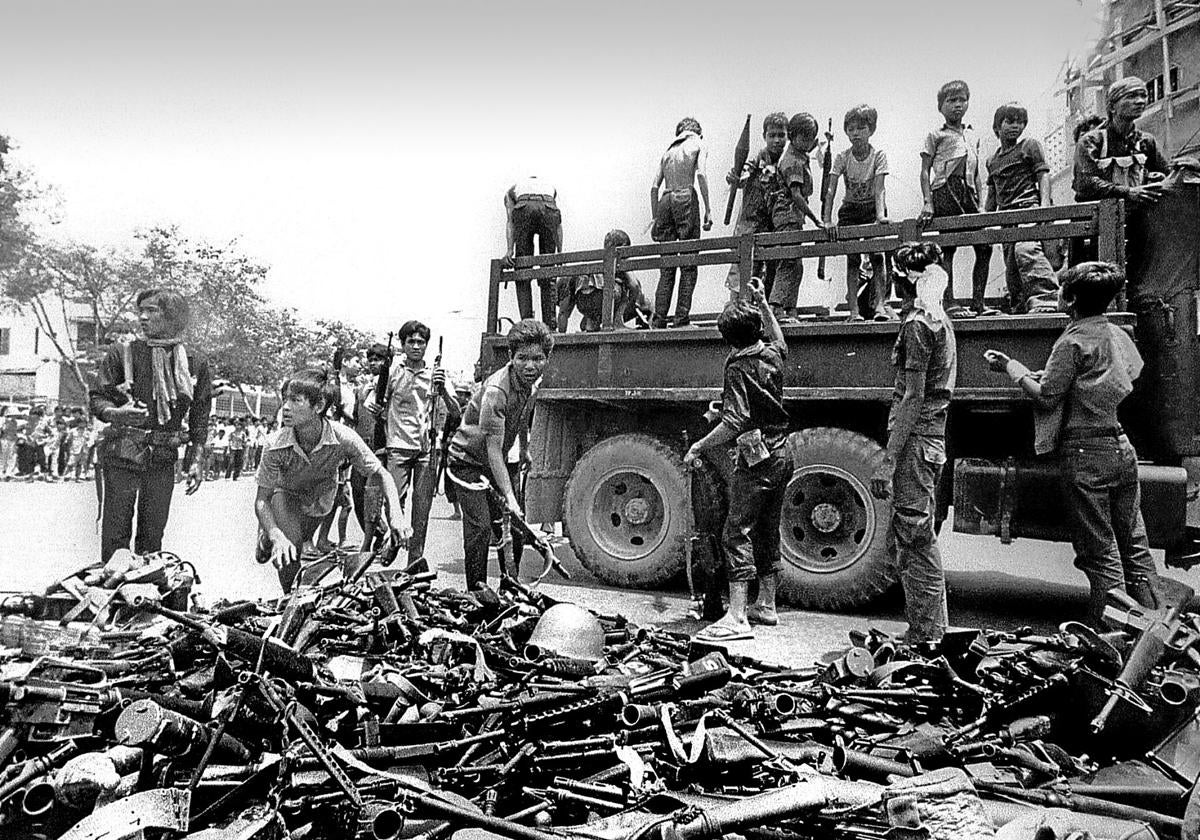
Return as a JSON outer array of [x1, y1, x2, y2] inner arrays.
[[524, 603, 604, 663]]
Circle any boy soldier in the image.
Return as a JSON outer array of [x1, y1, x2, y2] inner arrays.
[[350, 342, 388, 530], [824, 105, 893, 321], [650, 117, 713, 328], [378, 321, 460, 572], [685, 278, 790, 641], [871, 244, 956, 644], [767, 113, 827, 321], [556, 229, 651, 332], [725, 112, 789, 300], [985, 262, 1163, 627], [447, 319, 553, 592], [502, 175, 562, 328], [919, 80, 996, 318]]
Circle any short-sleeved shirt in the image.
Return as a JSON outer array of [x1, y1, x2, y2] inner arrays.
[[1072, 125, 1170, 201], [922, 124, 982, 192], [448, 364, 537, 471], [659, 132, 708, 193], [1030, 316, 1143, 453], [769, 146, 813, 228], [889, 307, 957, 437], [257, 419, 387, 517], [986, 138, 1049, 210], [385, 361, 434, 455], [740, 146, 783, 224], [832, 146, 888, 206], [721, 337, 791, 459]]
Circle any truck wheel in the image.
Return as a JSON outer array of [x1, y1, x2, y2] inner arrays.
[[778, 427, 897, 610], [564, 433, 717, 589]]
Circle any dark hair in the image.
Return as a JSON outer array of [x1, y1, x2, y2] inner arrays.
[[676, 117, 702, 137], [1073, 114, 1105, 142], [284, 367, 340, 416], [893, 241, 943, 274], [603, 229, 631, 249], [507, 318, 554, 356], [844, 104, 878, 133], [398, 320, 431, 343], [992, 102, 1029, 136], [136, 288, 191, 336], [717, 300, 763, 349], [787, 113, 818, 143], [1061, 261, 1124, 316], [762, 112, 788, 135], [366, 342, 389, 359], [937, 80, 970, 108]]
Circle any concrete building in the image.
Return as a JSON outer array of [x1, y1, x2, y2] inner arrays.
[[0, 300, 99, 409], [1046, 0, 1200, 204]]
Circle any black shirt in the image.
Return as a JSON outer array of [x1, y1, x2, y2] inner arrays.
[[721, 337, 790, 452]]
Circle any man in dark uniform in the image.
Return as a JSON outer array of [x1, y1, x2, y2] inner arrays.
[[503, 175, 562, 328], [90, 289, 212, 561]]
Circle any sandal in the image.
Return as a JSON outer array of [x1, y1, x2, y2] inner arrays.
[[693, 622, 754, 643]]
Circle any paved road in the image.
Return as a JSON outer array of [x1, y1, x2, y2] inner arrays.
[[3, 477, 1198, 665]]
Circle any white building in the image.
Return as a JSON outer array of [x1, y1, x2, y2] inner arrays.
[[0, 299, 99, 408]]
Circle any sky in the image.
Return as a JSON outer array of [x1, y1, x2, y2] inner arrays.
[[1, 0, 1106, 372]]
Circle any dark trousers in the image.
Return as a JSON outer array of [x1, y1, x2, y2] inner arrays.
[[452, 460, 524, 591], [887, 436, 948, 643], [652, 189, 701, 325], [351, 470, 368, 531], [932, 177, 993, 309], [389, 451, 434, 572], [226, 449, 245, 480], [100, 460, 177, 562], [1061, 434, 1162, 627], [513, 202, 561, 326], [722, 452, 791, 582], [839, 202, 890, 317]]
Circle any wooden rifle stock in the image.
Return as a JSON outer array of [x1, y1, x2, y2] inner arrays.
[[817, 118, 834, 280], [724, 115, 752, 226]]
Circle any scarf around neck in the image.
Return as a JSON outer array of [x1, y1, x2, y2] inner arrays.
[[143, 337, 194, 426]]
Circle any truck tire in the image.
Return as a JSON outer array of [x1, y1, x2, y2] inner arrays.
[[778, 427, 897, 610], [564, 433, 721, 589]]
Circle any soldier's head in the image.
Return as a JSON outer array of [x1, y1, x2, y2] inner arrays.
[[1106, 77, 1149, 123], [398, 320, 431, 363], [1060, 261, 1124, 317], [787, 113, 819, 153], [892, 242, 945, 302], [136, 288, 190, 339], [365, 342, 389, 375], [937, 80, 970, 124], [763, 112, 788, 156], [282, 367, 341, 427], [506, 319, 553, 387], [603, 229, 631, 250], [992, 102, 1028, 142], [844, 105, 878, 148], [717, 299, 763, 349], [676, 117, 702, 138]]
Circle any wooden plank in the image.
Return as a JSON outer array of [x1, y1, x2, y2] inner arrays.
[[508, 262, 603, 282], [922, 203, 1100, 230], [616, 235, 744, 257], [511, 248, 605, 269], [757, 222, 1094, 261], [537, 386, 1028, 403], [1096, 199, 1125, 266], [620, 251, 738, 272], [486, 260, 502, 336], [600, 240, 617, 331], [739, 234, 754, 298]]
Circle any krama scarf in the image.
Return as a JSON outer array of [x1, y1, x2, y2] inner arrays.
[[143, 337, 193, 426]]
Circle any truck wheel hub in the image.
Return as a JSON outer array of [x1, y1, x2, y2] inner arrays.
[[623, 498, 652, 525], [810, 502, 842, 533]]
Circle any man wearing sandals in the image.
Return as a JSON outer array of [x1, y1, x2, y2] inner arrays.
[[685, 278, 790, 641]]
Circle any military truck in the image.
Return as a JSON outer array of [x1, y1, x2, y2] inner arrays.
[[477, 192, 1200, 610]]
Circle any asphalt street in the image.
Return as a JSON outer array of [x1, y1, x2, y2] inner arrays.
[[3, 477, 1199, 666]]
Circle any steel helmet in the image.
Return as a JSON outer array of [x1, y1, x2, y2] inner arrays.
[[524, 603, 604, 663]]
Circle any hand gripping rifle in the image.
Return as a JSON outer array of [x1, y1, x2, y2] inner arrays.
[[371, 332, 394, 455], [427, 336, 444, 484], [724, 114, 752, 226], [816, 118, 834, 280]]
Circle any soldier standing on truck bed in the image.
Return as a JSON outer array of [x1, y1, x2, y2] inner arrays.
[[502, 175, 562, 328], [650, 117, 713, 329], [870, 244, 956, 645]]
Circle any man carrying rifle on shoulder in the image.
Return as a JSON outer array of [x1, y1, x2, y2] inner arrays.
[[367, 321, 460, 573]]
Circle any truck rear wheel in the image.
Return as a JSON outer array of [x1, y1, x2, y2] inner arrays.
[[564, 433, 720, 588], [778, 427, 897, 610]]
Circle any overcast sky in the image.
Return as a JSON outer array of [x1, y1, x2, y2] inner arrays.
[[2, 0, 1104, 371]]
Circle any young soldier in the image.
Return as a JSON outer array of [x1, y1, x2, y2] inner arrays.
[[871, 243, 956, 644], [556, 230, 651, 332], [650, 117, 713, 328], [824, 104, 893, 321], [255, 368, 406, 593], [447, 319, 553, 591], [379, 321, 461, 572], [502, 175, 562, 327], [985, 262, 1163, 627], [685, 277, 790, 641], [985, 103, 1059, 314], [767, 113, 827, 322], [725, 112, 789, 300], [919, 80, 996, 318]]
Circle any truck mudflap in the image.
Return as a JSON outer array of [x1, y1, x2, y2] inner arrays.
[[953, 458, 1200, 568]]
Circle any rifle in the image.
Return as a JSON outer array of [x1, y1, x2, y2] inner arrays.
[[330, 345, 345, 421], [724, 114, 752, 226], [816, 118, 834, 280], [371, 332, 394, 454], [426, 337, 444, 493]]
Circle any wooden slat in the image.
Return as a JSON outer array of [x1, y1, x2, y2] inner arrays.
[[620, 251, 739, 271], [615, 235, 744, 257], [922, 203, 1100, 230], [757, 222, 1094, 261], [486, 260, 502, 336], [511, 248, 605, 269], [537, 386, 1026, 403], [504, 262, 603, 282], [600, 240, 617, 331]]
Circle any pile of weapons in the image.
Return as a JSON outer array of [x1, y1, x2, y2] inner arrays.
[[1, 548, 1199, 840]]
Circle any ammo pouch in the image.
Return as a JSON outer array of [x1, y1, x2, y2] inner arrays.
[[99, 428, 182, 471]]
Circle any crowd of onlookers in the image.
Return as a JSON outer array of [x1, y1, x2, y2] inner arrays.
[[200, 416, 277, 481], [0, 404, 100, 482]]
